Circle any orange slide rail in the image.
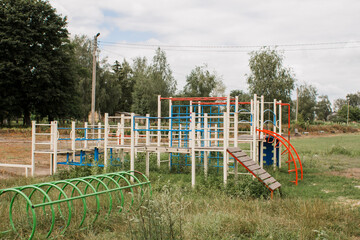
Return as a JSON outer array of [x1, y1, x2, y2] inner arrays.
[[256, 129, 303, 185]]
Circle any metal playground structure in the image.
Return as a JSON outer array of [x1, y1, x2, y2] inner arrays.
[[19, 94, 303, 189]]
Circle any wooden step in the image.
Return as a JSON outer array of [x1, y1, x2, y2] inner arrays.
[[227, 147, 282, 195]]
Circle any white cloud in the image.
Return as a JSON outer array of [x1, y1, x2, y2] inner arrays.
[[51, 0, 360, 104]]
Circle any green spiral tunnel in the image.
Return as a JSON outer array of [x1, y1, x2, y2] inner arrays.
[[0, 170, 151, 239]]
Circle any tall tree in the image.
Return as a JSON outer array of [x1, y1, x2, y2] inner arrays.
[[315, 95, 332, 121], [230, 90, 251, 102], [246, 47, 295, 103], [298, 83, 318, 122], [183, 64, 224, 97], [337, 105, 360, 122], [71, 35, 93, 120], [346, 92, 360, 108], [333, 98, 347, 112], [0, 0, 78, 125], [112, 60, 134, 112], [131, 48, 177, 116]]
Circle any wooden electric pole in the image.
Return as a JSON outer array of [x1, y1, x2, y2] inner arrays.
[[91, 33, 100, 126]]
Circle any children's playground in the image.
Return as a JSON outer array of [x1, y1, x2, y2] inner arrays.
[[1, 95, 359, 239], [1, 94, 302, 192]]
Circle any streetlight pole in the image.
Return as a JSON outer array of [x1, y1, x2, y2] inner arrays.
[[91, 33, 100, 126]]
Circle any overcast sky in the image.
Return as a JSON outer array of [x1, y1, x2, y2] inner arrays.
[[52, 0, 360, 104]]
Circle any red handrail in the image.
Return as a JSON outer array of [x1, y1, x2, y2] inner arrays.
[[256, 129, 303, 184]]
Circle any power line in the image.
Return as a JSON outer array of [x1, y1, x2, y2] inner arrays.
[[99, 40, 360, 53], [100, 44, 360, 54]]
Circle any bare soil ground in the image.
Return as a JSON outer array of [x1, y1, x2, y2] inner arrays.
[[0, 131, 51, 178], [326, 168, 360, 180]]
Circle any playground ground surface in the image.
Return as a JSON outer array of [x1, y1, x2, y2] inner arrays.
[[0, 130, 359, 239]]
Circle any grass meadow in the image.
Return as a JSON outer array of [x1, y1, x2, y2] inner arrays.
[[0, 133, 359, 239]]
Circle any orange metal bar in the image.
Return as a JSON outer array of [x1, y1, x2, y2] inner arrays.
[[257, 128, 303, 181], [256, 129, 301, 184]]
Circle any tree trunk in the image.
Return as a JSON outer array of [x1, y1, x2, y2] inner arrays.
[[23, 110, 31, 127]]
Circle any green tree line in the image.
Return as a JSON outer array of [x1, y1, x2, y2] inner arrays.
[[1, 0, 359, 126]]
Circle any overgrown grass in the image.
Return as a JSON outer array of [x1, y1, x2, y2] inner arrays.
[[1, 134, 360, 239]]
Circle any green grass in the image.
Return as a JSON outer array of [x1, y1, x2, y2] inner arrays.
[[1, 134, 360, 239]]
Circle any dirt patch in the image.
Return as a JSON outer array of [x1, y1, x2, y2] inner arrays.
[[0, 131, 52, 178], [326, 168, 360, 180]]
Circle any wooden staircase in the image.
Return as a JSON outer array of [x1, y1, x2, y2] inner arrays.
[[227, 147, 281, 198]]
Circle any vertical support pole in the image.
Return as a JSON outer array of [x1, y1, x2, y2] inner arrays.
[[146, 114, 150, 177], [50, 121, 54, 175], [117, 122, 121, 146], [104, 113, 109, 168], [204, 113, 208, 178], [84, 122, 88, 149], [53, 121, 58, 174], [120, 114, 125, 163], [260, 96, 264, 168], [279, 100, 282, 168], [215, 125, 218, 146], [179, 124, 182, 147], [252, 95, 257, 163], [168, 97, 172, 168], [250, 99, 253, 159], [71, 121, 76, 165], [98, 122, 102, 147], [197, 102, 201, 147], [234, 96, 239, 180], [273, 99, 277, 169], [191, 112, 196, 188], [225, 95, 230, 183], [223, 111, 228, 185], [135, 122, 139, 159], [130, 113, 135, 174], [31, 121, 36, 176], [157, 95, 161, 168]]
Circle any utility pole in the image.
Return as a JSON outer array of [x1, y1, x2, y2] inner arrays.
[[295, 88, 299, 122], [347, 98, 350, 125], [91, 33, 100, 126]]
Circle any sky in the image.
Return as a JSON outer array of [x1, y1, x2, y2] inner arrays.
[[51, 0, 360, 104]]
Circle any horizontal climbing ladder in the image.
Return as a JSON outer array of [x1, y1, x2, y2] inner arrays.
[[227, 147, 281, 198]]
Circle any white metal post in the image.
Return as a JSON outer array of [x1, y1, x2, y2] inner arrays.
[[157, 95, 161, 167], [135, 122, 139, 159], [50, 121, 54, 175], [31, 121, 36, 176], [260, 96, 264, 168], [53, 121, 58, 174], [252, 94, 257, 163], [146, 114, 150, 177], [191, 112, 196, 188], [98, 122, 101, 147], [179, 124, 182, 147], [71, 121, 76, 164], [168, 97, 172, 167], [223, 111, 228, 185], [197, 102, 201, 147], [204, 113, 208, 178], [120, 114, 125, 163], [84, 122, 88, 149], [104, 113, 109, 168], [273, 99, 277, 169], [234, 96, 239, 180], [279, 100, 282, 168], [117, 122, 121, 146], [130, 113, 135, 174]]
